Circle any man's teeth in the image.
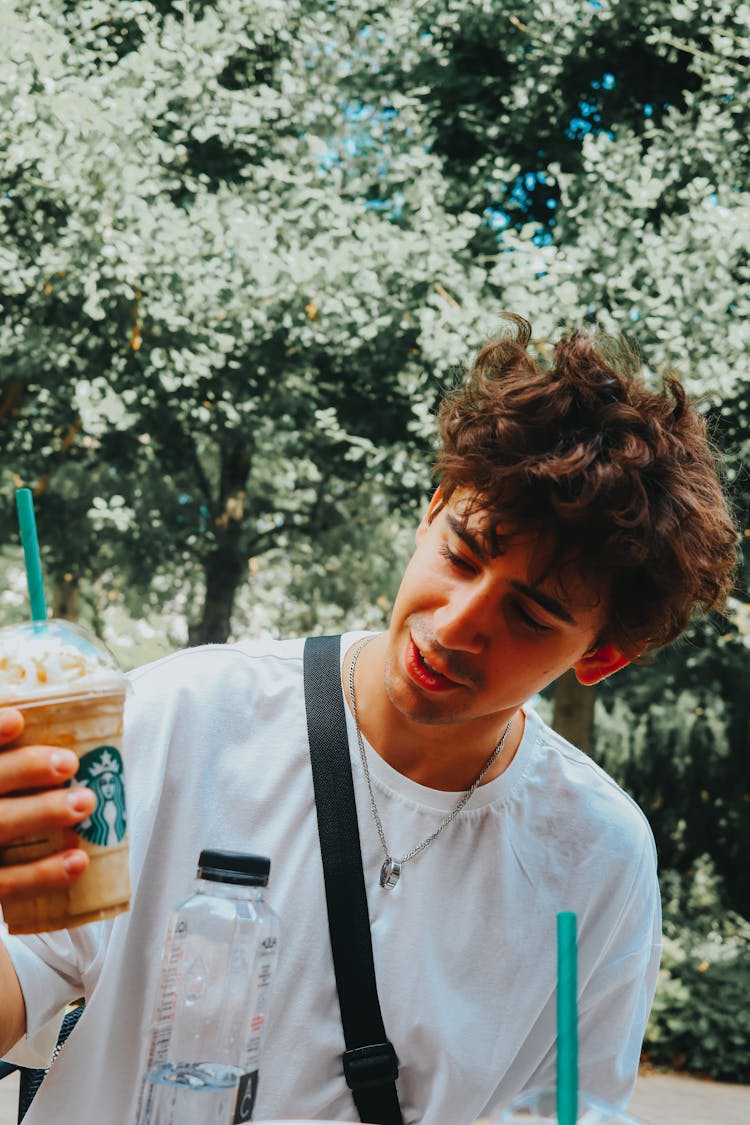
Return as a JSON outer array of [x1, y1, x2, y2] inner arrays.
[[420, 651, 441, 676]]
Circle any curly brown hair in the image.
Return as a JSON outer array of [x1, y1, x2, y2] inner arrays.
[[434, 314, 739, 657]]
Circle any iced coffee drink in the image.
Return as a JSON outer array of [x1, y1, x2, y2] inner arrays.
[[0, 619, 130, 933]]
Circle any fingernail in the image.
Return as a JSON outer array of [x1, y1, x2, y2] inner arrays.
[[67, 789, 92, 814], [62, 851, 87, 876], [0, 710, 21, 739], [51, 750, 79, 777]]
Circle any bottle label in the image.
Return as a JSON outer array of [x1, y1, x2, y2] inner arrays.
[[241, 928, 279, 1073], [233, 1069, 259, 1123], [145, 917, 189, 1070]]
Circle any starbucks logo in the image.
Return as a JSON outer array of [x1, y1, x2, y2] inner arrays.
[[74, 746, 127, 846]]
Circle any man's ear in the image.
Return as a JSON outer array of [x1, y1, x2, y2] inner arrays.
[[416, 487, 444, 539], [573, 643, 631, 686]]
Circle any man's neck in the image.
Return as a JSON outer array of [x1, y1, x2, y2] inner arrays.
[[344, 632, 524, 791]]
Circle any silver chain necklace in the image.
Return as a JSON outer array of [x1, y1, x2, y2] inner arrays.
[[348, 635, 513, 890]]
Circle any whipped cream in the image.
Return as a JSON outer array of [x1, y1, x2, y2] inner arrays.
[[0, 620, 122, 702]]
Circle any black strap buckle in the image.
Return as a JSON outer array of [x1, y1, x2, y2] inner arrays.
[[343, 1041, 400, 1090]]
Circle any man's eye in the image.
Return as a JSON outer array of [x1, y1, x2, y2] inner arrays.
[[514, 603, 552, 634], [439, 544, 475, 572]]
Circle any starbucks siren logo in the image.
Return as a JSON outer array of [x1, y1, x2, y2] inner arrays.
[[75, 746, 127, 846]]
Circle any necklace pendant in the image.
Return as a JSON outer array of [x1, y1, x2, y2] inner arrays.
[[380, 857, 401, 889]]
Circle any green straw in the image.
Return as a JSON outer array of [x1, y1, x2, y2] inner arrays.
[[557, 911, 578, 1125], [16, 488, 47, 622]]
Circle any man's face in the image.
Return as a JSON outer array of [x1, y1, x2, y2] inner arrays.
[[384, 490, 619, 734]]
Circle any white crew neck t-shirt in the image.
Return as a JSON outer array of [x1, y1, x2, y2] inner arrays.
[[3, 634, 661, 1125]]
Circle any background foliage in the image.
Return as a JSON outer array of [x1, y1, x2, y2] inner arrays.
[[644, 857, 750, 1082], [2, 0, 749, 1081]]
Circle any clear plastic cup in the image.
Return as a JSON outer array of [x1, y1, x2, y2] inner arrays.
[[495, 1087, 647, 1124], [0, 619, 130, 933]]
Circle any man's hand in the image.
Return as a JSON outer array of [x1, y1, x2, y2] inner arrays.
[[0, 708, 96, 901]]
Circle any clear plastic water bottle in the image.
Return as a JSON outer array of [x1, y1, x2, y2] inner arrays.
[[136, 850, 280, 1125]]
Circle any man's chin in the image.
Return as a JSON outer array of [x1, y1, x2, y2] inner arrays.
[[383, 670, 465, 727]]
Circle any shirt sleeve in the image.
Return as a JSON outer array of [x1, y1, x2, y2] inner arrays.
[[1, 921, 105, 1062], [576, 836, 662, 1108], [2, 1012, 64, 1069], [526, 831, 662, 1110]]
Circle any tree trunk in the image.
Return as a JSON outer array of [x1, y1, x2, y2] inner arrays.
[[190, 533, 245, 645], [189, 442, 251, 646], [552, 670, 596, 754], [53, 575, 80, 621]]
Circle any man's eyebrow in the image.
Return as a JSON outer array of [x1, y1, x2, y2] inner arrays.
[[510, 580, 577, 626], [446, 514, 490, 561], [446, 513, 579, 625]]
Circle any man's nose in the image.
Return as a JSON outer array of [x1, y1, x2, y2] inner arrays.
[[432, 586, 489, 654]]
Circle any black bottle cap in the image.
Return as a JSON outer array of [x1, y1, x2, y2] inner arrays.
[[197, 849, 271, 887]]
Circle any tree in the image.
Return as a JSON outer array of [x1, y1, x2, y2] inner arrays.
[[3, 0, 748, 659], [0, 0, 492, 641], [595, 608, 750, 917], [366, 0, 750, 739]]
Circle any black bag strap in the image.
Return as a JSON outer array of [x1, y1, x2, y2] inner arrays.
[[303, 635, 403, 1125]]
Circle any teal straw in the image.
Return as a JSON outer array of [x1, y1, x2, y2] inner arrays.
[[16, 488, 47, 622], [557, 911, 578, 1125]]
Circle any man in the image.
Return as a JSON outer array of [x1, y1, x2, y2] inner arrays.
[[0, 316, 738, 1124]]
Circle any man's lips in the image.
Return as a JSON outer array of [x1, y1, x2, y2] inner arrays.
[[406, 638, 464, 692]]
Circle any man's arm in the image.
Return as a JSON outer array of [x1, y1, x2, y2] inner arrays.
[[0, 937, 27, 1055], [0, 705, 96, 1053]]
